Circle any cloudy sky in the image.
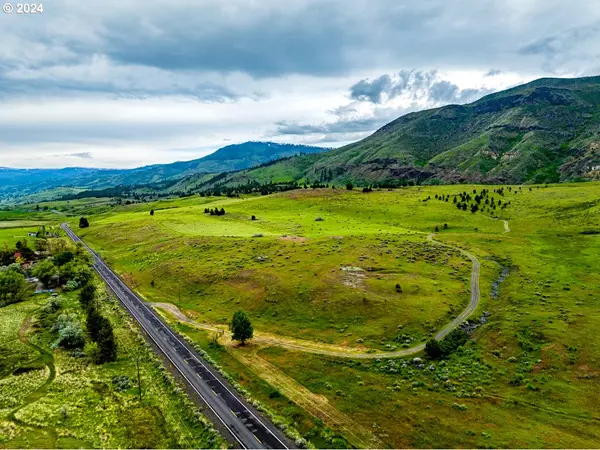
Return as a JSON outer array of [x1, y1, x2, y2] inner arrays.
[[1, 0, 599, 168]]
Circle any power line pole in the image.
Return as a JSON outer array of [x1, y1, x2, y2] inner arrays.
[[136, 355, 142, 403]]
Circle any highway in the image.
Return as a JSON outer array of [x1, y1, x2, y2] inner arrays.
[[61, 223, 291, 450]]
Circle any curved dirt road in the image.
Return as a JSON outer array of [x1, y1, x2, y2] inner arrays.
[[154, 233, 481, 359]]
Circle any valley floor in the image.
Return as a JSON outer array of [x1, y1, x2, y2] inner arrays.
[[4, 182, 600, 448]]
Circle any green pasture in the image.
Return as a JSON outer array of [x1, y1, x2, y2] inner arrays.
[[8, 182, 598, 448]]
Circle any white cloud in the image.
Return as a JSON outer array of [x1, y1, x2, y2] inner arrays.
[[0, 0, 597, 167]]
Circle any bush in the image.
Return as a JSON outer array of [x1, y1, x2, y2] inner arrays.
[[269, 390, 282, 399], [112, 375, 132, 392], [53, 319, 85, 350], [425, 329, 469, 359], [64, 279, 79, 291]]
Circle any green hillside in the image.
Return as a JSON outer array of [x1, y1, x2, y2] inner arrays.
[[0, 142, 328, 202], [216, 76, 600, 187]]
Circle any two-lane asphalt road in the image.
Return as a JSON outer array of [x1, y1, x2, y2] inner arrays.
[[61, 223, 291, 450]]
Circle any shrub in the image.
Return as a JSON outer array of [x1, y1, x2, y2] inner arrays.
[[269, 390, 282, 399], [64, 279, 79, 291], [53, 320, 85, 350], [112, 375, 132, 392]]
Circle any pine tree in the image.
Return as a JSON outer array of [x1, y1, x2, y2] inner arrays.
[[95, 316, 118, 363], [79, 282, 96, 308]]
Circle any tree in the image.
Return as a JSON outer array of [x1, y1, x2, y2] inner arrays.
[[79, 282, 97, 307], [435, 225, 439, 232], [86, 302, 103, 341], [150, 209, 154, 216], [251, 215, 256, 221], [0, 270, 28, 306], [55, 251, 75, 267], [346, 182, 353, 191], [425, 338, 443, 359], [32, 259, 58, 288], [79, 217, 90, 228], [231, 310, 253, 345], [443, 223, 448, 229], [74, 266, 94, 286], [95, 316, 118, 363], [35, 239, 49, 253], [395, 283, 402, 293]]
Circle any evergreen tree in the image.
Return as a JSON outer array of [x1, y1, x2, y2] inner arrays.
[[425, 338, 443, 359], [79, 217, 90, 228], [86, 302, 102, 342], [79, 282, 97, 308], [150, 209, 154, 216], [95, 316, 118, 363]]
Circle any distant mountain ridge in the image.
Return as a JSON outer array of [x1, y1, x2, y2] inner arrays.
[[211, 76, 600, 187], [0, 142, 329, 200]]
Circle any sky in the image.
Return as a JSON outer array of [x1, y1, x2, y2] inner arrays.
[[1, 0, 599, 168]]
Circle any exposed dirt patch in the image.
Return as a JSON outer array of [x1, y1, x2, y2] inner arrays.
[[279, 236, 308, 243], [340, 266, 366, 289]]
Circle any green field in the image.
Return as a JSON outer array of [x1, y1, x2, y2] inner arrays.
[[0, 266, 223, 448], [7, 182, 600, 448]]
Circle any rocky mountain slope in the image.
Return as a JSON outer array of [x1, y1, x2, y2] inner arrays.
[[216, 76, 600, 187]]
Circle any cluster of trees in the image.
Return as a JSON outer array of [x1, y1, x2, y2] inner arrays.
[[0, 234, 94, 307], [433, 223, 449, 232], [317, 168, 334, 183], [80, 282, 118, 364], [446, 188, 512, 214], [41, 280, 117, 364], [204, 207, 226, 216], [31, 245, 93, 289], [424, 328, 469, 359], [201, 180, 301, 197]]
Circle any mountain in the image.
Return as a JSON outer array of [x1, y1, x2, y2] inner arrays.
[[213, 76, 600, 187], [0, 142, 329, 200]]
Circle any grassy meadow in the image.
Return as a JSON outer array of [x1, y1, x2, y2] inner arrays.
[[0, 236, 223, 449], [6, 182, 600, 448]]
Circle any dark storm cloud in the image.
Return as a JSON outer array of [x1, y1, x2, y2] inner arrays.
[[276, 116, 385, 135], [348, 75, 393, 103], [3, 0, 597, 86], [349, 70, 493, 105], [1, 0, 600, 166]]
